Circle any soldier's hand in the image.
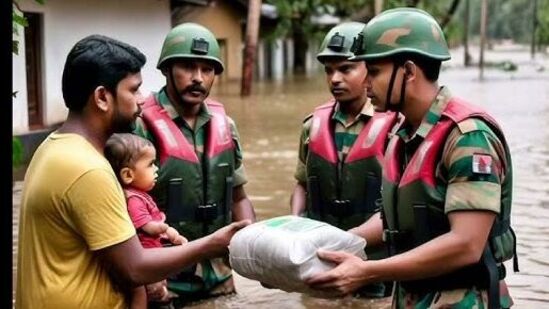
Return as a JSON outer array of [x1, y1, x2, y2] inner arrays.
[[206, 220, 251, 256], [305, 249, 368, 296], [347, 227, 360, 236]]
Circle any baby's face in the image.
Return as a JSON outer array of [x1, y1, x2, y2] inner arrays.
[[130, 146, 158, 191]]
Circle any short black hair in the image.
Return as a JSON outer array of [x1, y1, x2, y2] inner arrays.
[[104, 133, 154, 184], [61, 35, 146, 112], [391, 52, 441, 82]]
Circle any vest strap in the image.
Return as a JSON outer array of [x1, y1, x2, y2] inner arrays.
[[196, 203, 218, 222], [509, 227, 519, 272], [482, 246, 501, 309]]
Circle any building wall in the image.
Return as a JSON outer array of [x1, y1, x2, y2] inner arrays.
[[173, 1, 243, 80], [13, 9, 29, 135], [13, 0, 171, 134]]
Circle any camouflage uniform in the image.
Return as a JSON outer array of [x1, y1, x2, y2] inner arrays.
[[296, 100, 396, 298], [295, 100, 375, 182], [296, 21, 396, 298], [390, 87, 513, 309], [134, 88, 247, 298], [348, 8, 517, 308]]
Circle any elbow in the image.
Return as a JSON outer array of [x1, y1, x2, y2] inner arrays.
[[111, 264, 146, 287], [108, 265, 145, 288], [459, 238, 486, 266], [126, 268, 148, 286], [112, 256, 149, 287]]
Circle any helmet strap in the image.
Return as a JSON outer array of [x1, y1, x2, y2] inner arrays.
[[398, 68, 407, 110], [385, 62, 407, 113], [385, 63, 399, 112], [168, 66, 187, 108]]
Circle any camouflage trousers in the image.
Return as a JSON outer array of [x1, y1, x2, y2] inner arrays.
[[167, 256, 235, 304], [393, 281, 513, 309]]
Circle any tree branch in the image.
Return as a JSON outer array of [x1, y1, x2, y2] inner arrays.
[[440, 0, 462, 30]]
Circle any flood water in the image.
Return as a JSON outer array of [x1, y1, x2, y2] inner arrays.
[[13, 45, 549, 308]]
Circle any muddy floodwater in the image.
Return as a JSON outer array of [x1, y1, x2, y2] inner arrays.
[[13, 45, 549, 308]]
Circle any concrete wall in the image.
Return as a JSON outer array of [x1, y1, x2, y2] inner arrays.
[[173, 1, 243, 80], [13, 0, 171, 134]]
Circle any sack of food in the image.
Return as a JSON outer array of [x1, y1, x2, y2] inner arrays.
[[229, 215, 367, 297]]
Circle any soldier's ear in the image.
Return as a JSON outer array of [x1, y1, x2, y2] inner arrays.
[[120, 167, 134, 186], [403, 60, 416, 82]]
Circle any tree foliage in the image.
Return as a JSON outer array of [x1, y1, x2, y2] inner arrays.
[[264, 0, 374, 72], [264, 0, 548, 73], [539, 0, 549, 48], [13, 0, 44, 54], [13, 2, 28, 55], [12, 0, 44, 168], [263, 0, 465, 72]]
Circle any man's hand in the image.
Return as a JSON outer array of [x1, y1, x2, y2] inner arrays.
[[305, 249, 369, 296], [205, 220, 251, 257]]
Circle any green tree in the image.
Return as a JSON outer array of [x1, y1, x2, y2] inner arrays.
[[12, 0, 44, 168], [265, 0, 368, 73], [265, 0, 465, 73], [538, 0, 549, 49], [462, 0, 549, 47]]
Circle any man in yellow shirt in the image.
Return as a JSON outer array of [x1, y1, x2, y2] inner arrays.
[[16, 35, 249, 309]]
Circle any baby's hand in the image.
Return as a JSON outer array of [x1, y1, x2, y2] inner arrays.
[[171, 235, 188, 245], [147, 280, 178, 303], [165, 226, 187, 245]]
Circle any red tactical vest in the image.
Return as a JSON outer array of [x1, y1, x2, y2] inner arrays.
[[141, 95, 234, 165], [306, 100, 398, 231], [382, 97, 516, 293]]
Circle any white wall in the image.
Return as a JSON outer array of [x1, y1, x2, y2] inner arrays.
[[13, 0, 171, 134], [13, 11, 29, 134]]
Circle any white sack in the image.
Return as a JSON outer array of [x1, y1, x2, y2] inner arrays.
[[229, 215, 367, 297]]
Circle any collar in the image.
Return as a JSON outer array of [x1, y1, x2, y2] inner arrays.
[[157, 87, 212, 130], [396, 86, 452, 142], [332, 99, 374, 127]]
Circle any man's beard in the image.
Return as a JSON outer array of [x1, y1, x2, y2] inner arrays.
[[112, 110, 137, 133]]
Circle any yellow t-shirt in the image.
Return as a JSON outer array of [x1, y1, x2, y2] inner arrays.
[[16, 133, 136, 309]]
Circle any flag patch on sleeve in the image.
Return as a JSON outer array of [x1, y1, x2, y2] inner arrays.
[[472, 154, 493, 174]]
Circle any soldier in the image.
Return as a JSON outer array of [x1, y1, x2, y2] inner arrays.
[[135, 23, 256, 305], [306, 8, 518, 309], [290, 22, 397, 298]]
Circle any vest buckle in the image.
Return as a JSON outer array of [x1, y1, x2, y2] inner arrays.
[[382, 229, 402, 244], [329, 199, 352, 217], [197, 203, 218, 222]]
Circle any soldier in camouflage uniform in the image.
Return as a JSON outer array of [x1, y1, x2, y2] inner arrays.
[[134, 23, 256, 306], [306, 8, 518, 309], [290, 22, 397, 298]]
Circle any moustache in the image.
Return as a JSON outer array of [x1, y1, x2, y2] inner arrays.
[[182, 85, 207, 95]]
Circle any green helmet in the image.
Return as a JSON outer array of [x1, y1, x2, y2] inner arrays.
[[157, 23, 224, 74], [351, 8, 450, 61], [317, 22, 366, 62]]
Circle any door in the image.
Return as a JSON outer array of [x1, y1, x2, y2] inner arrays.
[[24, 12, 44, 129]]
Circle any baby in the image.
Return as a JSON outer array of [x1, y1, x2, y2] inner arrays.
[[105, 133, 185, 308]]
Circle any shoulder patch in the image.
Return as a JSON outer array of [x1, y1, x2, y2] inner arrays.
[[457, 118, 493, 135]]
